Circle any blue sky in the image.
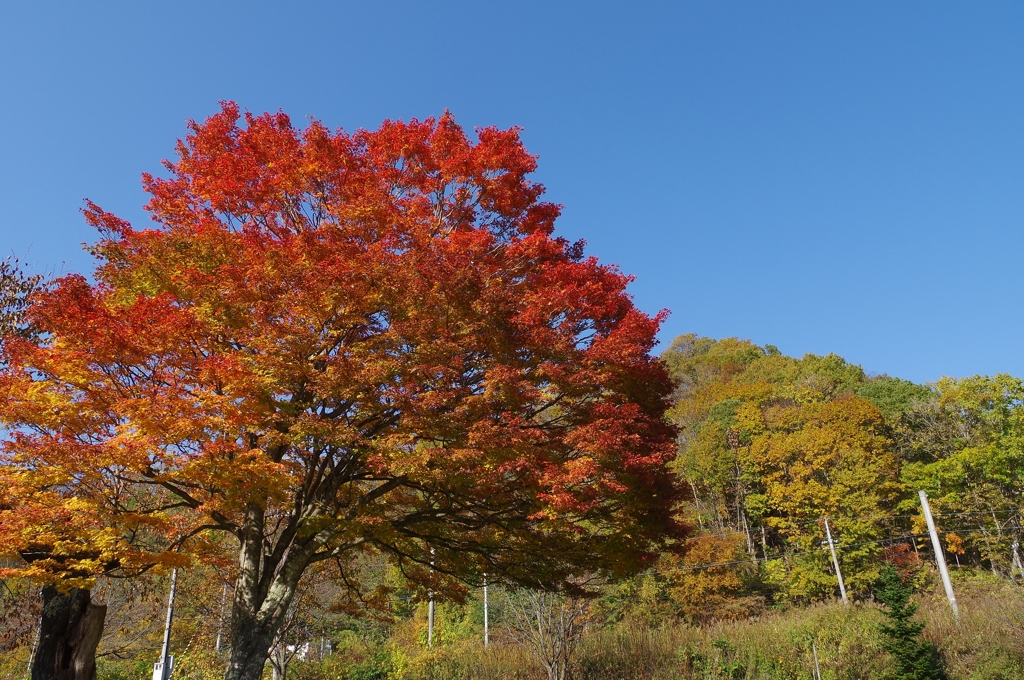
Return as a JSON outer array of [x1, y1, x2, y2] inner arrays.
[[1, 2, 1021, 384]]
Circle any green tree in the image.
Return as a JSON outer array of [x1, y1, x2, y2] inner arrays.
[[898, 375, 1024, 572], [855, 375, 933, 420], [875, 564, 945, 680]]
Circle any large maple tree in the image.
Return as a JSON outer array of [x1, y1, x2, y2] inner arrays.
[[0, 103, 681, 680]]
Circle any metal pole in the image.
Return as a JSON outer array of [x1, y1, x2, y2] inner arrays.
[[823, 518, 848, 605], [156, 568, 178, 680], [427, 548, 435, 648], [812, 641, 822, 680], [25, 612, 41, 679], [919, 491, 958, 620], [427, 593, 434, 648], [215, 582, 227, 653], [483, 573, 489, 647]]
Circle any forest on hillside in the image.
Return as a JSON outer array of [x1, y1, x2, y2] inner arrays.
[[4, 333, 1024, 680], [660, 333, 1024, 611]]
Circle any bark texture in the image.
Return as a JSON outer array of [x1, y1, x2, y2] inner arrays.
[[31, 587, 107, 680], [222, 502, 309, 680], [223, 616, 277, 680]]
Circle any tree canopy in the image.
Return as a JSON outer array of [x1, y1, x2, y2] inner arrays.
[[0, 103, 683, 680], [650, 333, 1024, 617]]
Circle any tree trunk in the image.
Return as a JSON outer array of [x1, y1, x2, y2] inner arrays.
[[223, 618, 277, 680], [269, 641, 289, 680], [222, 503, 309, 680], [221, 494, 337, 680], [31, 587, 107, 680]]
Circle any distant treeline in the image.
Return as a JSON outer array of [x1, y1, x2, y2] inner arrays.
[[630, 333, 1024, 623]]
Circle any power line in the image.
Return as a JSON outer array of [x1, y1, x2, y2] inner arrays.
[[693, 509, 1022, 543], [653, 526, 1006, 576]]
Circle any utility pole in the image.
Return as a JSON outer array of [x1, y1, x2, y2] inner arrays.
[[215, 582, 227, 653], [25, 610, 41, 679], [483, 573, 489, 647], [919, 491, 958, 620], [823, 518, 848, 605], [427, 547, 435, 648], [154, 568, 178, 680]]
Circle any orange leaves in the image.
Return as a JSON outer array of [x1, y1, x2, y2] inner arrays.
[[0, 103, 683, 594], [662, 533, 758, 623]]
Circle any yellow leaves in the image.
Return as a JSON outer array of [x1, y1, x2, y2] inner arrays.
[[945, 532, 965, 556], [935, 373, 1024, 413], [741, 396, 897, 528], [662, 533, 761, 622], [0, 486, 129, 588], [174, 445, 294, 515], [733, 400, 766, 437], [911, 514, 928, 538]]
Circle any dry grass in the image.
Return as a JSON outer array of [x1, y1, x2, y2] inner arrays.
[[5, 569, 1023, 680], [397, 571, 1024, 680]]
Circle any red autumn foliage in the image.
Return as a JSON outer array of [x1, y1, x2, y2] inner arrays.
[[0, 103, 684, 678]]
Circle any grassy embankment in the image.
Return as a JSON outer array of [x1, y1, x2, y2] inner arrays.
[[0, 570, 1006, 680]]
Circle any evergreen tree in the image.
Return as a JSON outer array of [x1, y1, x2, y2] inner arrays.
[[875, 564, 946, 680]]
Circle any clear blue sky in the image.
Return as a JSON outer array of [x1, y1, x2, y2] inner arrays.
[[1, 2, 1021, 384]]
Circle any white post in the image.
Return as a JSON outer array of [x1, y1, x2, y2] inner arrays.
[[215, 582, 227, 653], [823, 520, 847, 606], [483, 573, 489, 647], [427, 548, 435, 648], [812, 641, 822, 680], [25, 613, 41, 679], [155, 568, 178, 680], [823, 518, 848, 605], [919, 491, 958, 620]]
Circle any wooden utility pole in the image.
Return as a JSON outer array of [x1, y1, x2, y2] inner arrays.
[[823, 518, 848, 605], [919, 491, 958, 620]]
